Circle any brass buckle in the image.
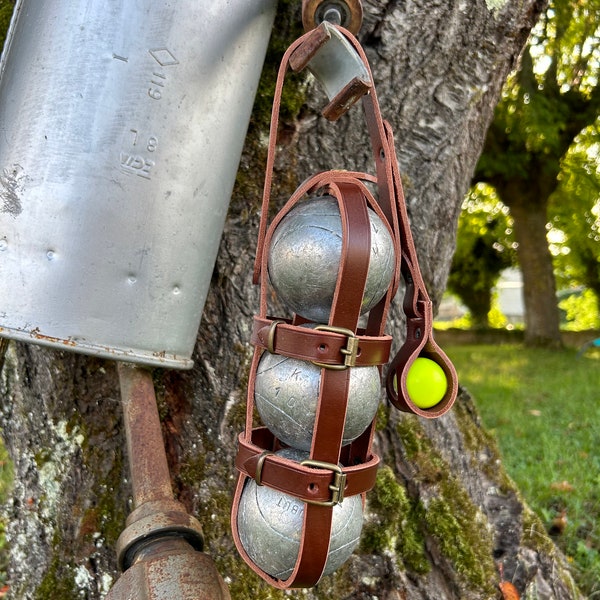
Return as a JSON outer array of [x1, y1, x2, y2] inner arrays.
[[301, 459, 347, 506], [312, 325, 359, 370]]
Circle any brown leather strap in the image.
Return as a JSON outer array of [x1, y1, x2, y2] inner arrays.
[[286, 180, 372, 586], [235, 179, 380, 588], [232, 22, 459, 590], [251, 317, 392, 367], [341, 30, 458, 417], [234, 26, 398, 589], [380, 121, 459, 417], [235, 429, 379, 504]]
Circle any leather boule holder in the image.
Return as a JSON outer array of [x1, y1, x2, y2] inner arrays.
[[231, 23, 458, 589]]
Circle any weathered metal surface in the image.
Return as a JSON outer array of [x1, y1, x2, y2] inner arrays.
[[289, 22, 371, 120], [254, 350, 381, 450], [119, 363, 174, 507], [267, 196, 395, 322], [106, 538, 231, 600], [302, 0, 364, 34], [115, 497, 205, 572], [0, 0, 276, 369], [116, 364, 204, 570], [110, 363, 229, 598]]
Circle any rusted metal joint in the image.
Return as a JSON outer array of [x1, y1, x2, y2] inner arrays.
[[115, 498, 205, 572], [302, 0, 363, 34], [105, 364, 230, 600]]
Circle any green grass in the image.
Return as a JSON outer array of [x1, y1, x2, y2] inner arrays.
[[446, 344, 600, 596]]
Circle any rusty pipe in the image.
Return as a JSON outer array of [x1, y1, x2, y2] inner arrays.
[[118, 362, 173, 508], [107, 362, 231, 599]]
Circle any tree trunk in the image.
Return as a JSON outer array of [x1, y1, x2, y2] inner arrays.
[[508, 193, 562, 347], [0, 1, 582, 599]]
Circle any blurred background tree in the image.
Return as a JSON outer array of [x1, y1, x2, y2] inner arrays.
[[447, 184, 517, 328], [471, 0, 600, 345]]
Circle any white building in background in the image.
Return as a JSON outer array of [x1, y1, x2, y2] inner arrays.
[[437, 268, 525, 324], [496, 268, 524, 324]]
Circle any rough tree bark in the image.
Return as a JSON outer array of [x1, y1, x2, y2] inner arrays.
[[0, 1, 583, 599]]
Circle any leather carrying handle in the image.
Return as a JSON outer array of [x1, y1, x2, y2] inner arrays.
[[379, 121, 459, 417]]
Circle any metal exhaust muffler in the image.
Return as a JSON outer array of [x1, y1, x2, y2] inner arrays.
[[0, 0, 276, 369]]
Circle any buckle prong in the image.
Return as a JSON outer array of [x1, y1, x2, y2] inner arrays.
[[301, 459, 347, 506], [312, 325, 359, 370]]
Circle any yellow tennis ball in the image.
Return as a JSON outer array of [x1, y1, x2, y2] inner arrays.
[[405, 357, 447, 409]]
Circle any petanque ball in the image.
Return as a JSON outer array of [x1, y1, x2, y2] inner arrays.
[[237, 447, 363, 580], [255, 351, 381, 451], [267, 196, 395, 322]]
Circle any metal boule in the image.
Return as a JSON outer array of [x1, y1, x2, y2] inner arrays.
[[267, 197, 395, 322], [254, 349, 381, 451], [237, 448, 363, 580]]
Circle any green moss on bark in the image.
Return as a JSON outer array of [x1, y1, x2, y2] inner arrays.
[[452, 391, 515, 492], [34, 540, 78, 600], [361, 466, 430, 574], [0, 1, 15, 52], [396, 416, 498, 594]]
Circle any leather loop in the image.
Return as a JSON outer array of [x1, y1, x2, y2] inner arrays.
[[385, 299, 459, 418]]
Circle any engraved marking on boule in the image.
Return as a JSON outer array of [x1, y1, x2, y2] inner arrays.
[[0, 165, 27, 217], [255, 349, 381, 451]]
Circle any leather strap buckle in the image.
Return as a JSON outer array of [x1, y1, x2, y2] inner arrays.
[[312, 325, 359, 370], [301, 459, 347, 506]]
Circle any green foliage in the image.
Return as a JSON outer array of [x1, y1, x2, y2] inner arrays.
[[0, 1, 14, 53], [447, 344, 600, 596], [551, 122, 600, 310], [473, 0, 600, 344], [448, 184, 516, 327], [559, 288, 600, 330], [479, 0, 600, 182]]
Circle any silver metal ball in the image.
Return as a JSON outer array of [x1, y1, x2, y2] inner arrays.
[[255, 350, 381, 451], [267, 196, 396, 322], [237, 447, 363, 580]]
